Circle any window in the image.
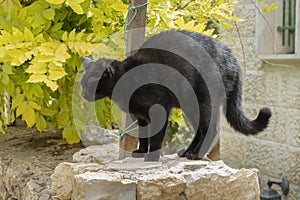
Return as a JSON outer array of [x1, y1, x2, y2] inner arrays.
[[256, 0, 299, 61]]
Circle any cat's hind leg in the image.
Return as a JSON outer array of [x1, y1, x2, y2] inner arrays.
[[177, 103, 203, 159], [144, 120, 168, 162], [180, 99, 219, 160], [132, 118, 149, 158], [191, 103, 220, 160]]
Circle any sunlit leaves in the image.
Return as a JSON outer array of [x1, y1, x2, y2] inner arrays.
[[0, 0, 240, 143], [65, 0, 85, 14], [0, 73, 9, 85], [22, 103, 36, 127], [45, 0, 65, 5], [36, 114, 47, 131], [48, 63, 67, 80], [257, 0, 277, 13], [63, 29, 97, 56], [262, 3, 277, 13], [26, 63, 47, 74], [147, 0, 241, 34], [27, 74, 48, 83], [62, 128, 81, 144], [42, 8, 55, 20]]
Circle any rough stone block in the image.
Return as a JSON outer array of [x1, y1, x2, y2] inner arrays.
[[51, 162, 103, 200], [185, 163, 260, 200], [137, 173, 186, 200], [51, 150, 261, 200], [73, 171, 136, 200], [73, 143, 119, 164]]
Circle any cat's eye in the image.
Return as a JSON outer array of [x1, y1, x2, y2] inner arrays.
[[102, 72, 108, 78]]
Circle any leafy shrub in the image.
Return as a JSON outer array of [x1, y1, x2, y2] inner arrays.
[[0, 0, 240, 143]]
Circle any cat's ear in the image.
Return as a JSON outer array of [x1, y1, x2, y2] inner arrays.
[[107, 60, 122, 77], [81, 57, 93, 70], [107, 65, 115, 78]]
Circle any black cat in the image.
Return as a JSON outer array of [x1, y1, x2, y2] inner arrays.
[[80, 30, 272, 161]]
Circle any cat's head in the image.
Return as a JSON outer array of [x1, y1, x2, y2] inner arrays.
[[80, 57, 121, 102]]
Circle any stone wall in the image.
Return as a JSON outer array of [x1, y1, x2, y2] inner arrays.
[[220, 1, 300, 200]]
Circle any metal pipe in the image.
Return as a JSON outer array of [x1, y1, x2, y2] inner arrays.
[[283, 0, 286, 45], [288, 0, 292, 45]]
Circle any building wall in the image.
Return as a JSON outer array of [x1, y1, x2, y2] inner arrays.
[[220, 1, 300, 200]]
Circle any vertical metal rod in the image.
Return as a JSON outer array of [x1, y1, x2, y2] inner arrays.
[[288, 0, 292, 45], [293, 0, 296, 50], [282, 0, 286, 45]]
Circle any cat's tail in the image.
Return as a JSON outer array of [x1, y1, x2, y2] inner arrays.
[[225, 79, 272, 135]]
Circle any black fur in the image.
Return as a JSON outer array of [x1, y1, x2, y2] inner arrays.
[[80, 30, 272, 161]]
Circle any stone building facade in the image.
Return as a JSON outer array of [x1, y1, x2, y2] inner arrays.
[[220, 1, 300, 199]]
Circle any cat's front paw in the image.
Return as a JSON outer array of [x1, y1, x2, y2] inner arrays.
[[177, 148, 187, 157], [132, 150, 147, 158], [185, 151, 202, 160], [144, 151, 161, 162]]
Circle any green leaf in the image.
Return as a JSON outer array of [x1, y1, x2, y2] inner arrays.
[[62, 31, 68, 41], [0, 120, 3, 134], [51, 23, 63, 32], [2, 63, 13, 74], [65, 0, 83, 14], [27, 74, 47, 83], [111, 3, 127, 12], [57, 110, 69, 126], [183, 20, 195, 30], [26, 63, 47, 74], [168, 108, 186, 127], [36, 114, 47, 132], [44, 78, 59, 91], [5, 80, 15, 95], [54, 43, 71, 63], [42, 8, 55, 21], [11, 28, 23, 43], [31, 84, 44, 98], [24, 27, 34, 42], [48, 65, 67, 80], [29, 101, 41, 110], [22, 104, 36, 127], [16, 101, 27, 117], [0, 72, 9, 85], [62, 128, 80, 144], [174, 17, 184, 28], [263, 3, 277, 13], [40, 108, 56, 116], [45, 0, 65, 5], [68, 29, 76, 41], [11, 94, 23, 108]]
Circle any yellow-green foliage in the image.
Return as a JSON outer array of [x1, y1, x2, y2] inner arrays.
[[256, 0, 277, 13], [148, 0, 240, 34], [0, 0, 239, 143]]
